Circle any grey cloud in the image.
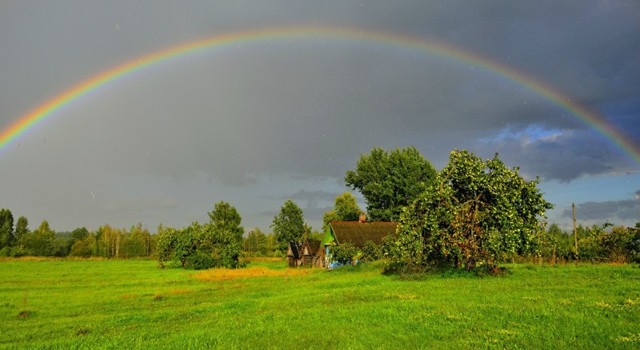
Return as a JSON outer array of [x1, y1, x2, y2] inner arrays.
[[1, 1, 639, 231], [563, 199, 640, 222], [474, 128, 634, 182]]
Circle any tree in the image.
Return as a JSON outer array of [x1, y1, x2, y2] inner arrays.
[[69, 234, 95, 257], [208, 201, 244, 242], [14, 216, 28, 242], [157, 204, 245, 269], [174, 223, 200, 268], [271, 200, 305, 251], [21, 220, 56, 256], [345, 147, 436, 222], [157, 226, 179, 264], [71, 227, 90, 242], [0, 209, 15, 249], [323, 192, 362, 229], [391, 149, 553, 272], [120, 223, 150, 258]]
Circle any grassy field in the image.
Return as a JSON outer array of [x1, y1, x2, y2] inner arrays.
[[1, 258, 639, 349]]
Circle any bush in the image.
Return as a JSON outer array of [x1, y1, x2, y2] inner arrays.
[[185, 250, 217, 270], [331, 243, 358, 265], [360, 241, 382, 262], [0, 247, 10, 257]]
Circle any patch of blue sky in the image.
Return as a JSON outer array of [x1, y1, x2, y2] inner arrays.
[[479, 124, 566, 144]]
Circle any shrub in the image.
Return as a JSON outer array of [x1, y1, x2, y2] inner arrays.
[[360, 241, 382, 262], [331, 243, 358, 265], [185, 250, 217, 270]]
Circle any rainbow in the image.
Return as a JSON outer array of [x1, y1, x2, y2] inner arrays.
[[1, 26, 639, 163]]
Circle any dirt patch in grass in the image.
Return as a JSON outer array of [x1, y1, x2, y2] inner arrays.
[[193, 267, 313, 281]]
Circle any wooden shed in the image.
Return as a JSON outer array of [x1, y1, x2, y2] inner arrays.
[[287, 239, 322, 267]]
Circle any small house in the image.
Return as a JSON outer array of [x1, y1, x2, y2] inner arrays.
[[321, 220, 398, 267]]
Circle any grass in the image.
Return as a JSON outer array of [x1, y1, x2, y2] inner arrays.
[[0, 259, 639, 349]]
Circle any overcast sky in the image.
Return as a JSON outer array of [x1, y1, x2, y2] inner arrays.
[[1, 1, 638, 233]]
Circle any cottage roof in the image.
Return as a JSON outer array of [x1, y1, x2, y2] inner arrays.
[[327, 221, 398, 247], [305, 239, 321, 255], [288, 241, 301, 259]]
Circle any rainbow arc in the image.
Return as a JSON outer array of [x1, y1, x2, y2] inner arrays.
[[1, 26, 638, 164]]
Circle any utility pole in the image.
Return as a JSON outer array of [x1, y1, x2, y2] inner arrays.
[[572, 203, 578, 257]]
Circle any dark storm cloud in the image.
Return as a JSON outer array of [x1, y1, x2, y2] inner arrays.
[[475, 128, 629, 181], [563, 194, 640, 222]]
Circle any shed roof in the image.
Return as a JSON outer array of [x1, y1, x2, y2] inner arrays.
[[288, 241, 301, 259], [328, 221, 398, 247], [305, 239, 322, 255]]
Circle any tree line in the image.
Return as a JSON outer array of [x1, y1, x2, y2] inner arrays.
[[2, 146, 637, 272], [0, 209, 156, 259], [0, 199, 318, 268]]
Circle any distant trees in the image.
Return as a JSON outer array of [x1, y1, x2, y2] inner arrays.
[[271, 200, 305, 251], [323, 192, 362, 229], [20, 220, 58, 257], [390, 150, 553, 272], [345, 146, 436, 222], [244, 228, 268, 256], [574, 224, 640, 263]]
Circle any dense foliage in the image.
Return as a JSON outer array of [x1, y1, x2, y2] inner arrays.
[[538, 223, 640, 263], [390, 150, 553, 272], [330, 242, 358, 265], [345, 146, 436, 222], [157, 202, 245, 269], [271, 200, 305, 251]]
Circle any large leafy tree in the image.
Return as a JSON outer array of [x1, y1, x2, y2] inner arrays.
[[323, 192, 362, 229], [345, 146, 436, 222], [157, 203, 245, 269], [208, 201, 244, 242], [391, 149, 553, 272], [271, 200, 305, 250]]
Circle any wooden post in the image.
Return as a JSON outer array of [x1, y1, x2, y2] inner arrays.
[[572, 203, 578, 258]]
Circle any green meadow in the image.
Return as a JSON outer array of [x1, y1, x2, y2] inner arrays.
[[1, 259, 639, 349]]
